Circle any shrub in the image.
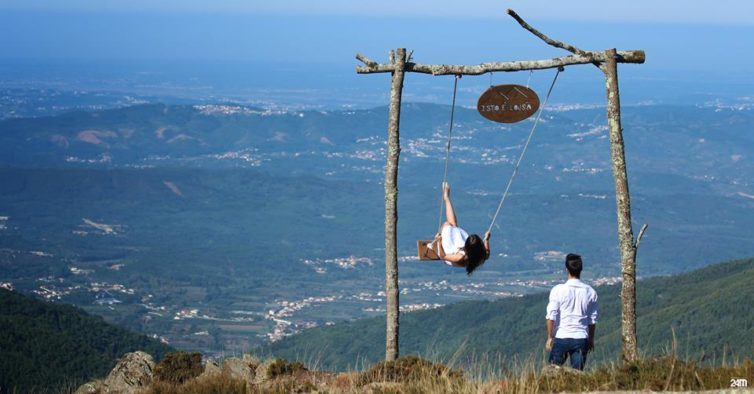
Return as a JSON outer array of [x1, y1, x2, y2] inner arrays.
[[265, 358, 308, 379], [154, 352, 204, 384]]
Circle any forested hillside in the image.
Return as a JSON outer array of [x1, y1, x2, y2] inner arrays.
[[0, 289, 173, 393], [268, 258, 754, 370]]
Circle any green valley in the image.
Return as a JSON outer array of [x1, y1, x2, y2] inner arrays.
[[1, 102, 753, 354]]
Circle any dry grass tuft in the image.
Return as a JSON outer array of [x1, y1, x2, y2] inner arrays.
[[530, 356, 754, 393], [359, 355, 464, 385], [147, 373, 247, 394]]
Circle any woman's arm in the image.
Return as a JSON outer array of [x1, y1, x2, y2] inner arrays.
[[443, 182, 457, 227], [484, 231, 491, 258], [443, 253, 467, 267], [437, 240, 466, 267]]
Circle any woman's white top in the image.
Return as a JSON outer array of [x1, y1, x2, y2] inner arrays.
[[440, 224, 468, 266]]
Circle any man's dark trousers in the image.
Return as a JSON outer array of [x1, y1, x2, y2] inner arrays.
[[548, 338, 589, 370]]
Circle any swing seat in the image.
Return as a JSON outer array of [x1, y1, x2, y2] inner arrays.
[[417, 239, 441, 260]]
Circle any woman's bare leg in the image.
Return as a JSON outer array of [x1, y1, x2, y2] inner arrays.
[[443, 182, 457, 227]]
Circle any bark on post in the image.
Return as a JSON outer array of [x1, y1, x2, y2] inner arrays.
[[604, 48, 638, 363], [384, 48, 406, 362]]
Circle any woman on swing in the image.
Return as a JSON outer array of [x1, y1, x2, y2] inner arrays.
[[435, 181, 491, 275]]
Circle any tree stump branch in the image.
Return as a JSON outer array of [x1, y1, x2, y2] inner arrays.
[[506, 9, 588, 56], [634, 223, 649, 251], [355, 53, 378, 68]]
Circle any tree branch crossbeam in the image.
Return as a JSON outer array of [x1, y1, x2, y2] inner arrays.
[[356, 51, 644, 75], [356, 8, 643, 76]]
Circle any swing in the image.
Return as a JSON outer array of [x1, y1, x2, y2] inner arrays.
[[417, 68, 563, 261]]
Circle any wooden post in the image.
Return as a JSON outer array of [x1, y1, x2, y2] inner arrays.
[[384, 48, 406, 362], [604, 48, 638, 363]]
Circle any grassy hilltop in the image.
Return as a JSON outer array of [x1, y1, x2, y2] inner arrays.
[[140, 353, 753, 393], [1, 258, 752, 393], [269, 258, 754, 371]]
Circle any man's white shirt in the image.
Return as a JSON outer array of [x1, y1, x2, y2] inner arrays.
[[546, 278, 598, 339]]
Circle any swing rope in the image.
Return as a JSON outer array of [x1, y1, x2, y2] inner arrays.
[[437, 75, 461, 231], [487, 67, 563, 234]]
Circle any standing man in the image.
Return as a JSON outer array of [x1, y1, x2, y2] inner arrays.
[[545, 253, 598, 370]]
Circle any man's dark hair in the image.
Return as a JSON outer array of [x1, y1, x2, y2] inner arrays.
[[565, 253, 582, 278]]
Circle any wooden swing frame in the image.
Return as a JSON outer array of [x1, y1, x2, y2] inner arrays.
[[356, 8, 648, 363]]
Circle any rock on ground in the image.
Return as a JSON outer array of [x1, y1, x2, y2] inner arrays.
[[222, 354, 260, 383], [198, 359, 222, 380], [75, 351, 155, 394]]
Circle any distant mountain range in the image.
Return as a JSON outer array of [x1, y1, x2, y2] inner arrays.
[[1, 100, 753, 354], [0, 288, 173, 393], [267, 257, 754, 371], [2, 102, 753, 190]]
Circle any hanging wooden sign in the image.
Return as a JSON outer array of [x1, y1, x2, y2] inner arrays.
[[477, 84, 540, 123]]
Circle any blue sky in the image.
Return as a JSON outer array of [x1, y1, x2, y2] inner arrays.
[[0, 1, 752, 106], [2, 1, 751, 67], [2, 0, 753, 24]]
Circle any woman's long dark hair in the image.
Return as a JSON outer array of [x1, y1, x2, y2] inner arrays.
[[463, 234, 488, 275]]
